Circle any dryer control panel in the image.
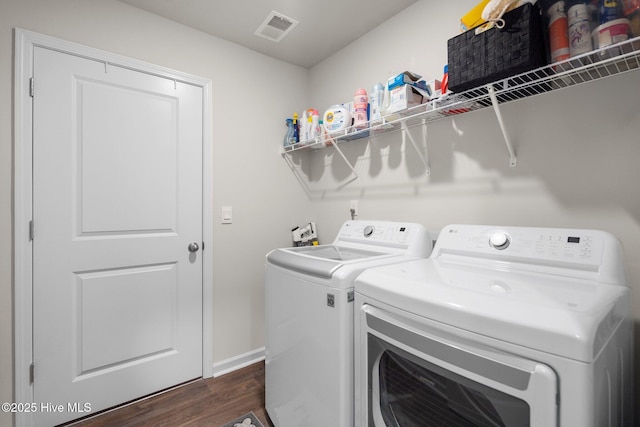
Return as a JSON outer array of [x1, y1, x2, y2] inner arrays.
[[488, 230, 597, 260], [434, 224, 626, 285]]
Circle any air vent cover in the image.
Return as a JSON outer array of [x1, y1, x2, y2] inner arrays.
[[254, 11, 299, 43]]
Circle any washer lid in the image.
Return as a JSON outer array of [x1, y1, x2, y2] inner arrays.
[[355, 258, 631, 362], [290, 245, 385, 261], [267, 245, 387, 279]]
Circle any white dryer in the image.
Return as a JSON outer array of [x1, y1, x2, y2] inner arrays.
[[355, 224, 633, 427], [265, 220, 434, 427]]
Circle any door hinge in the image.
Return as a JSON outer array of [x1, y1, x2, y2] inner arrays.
[[29, 363, 34, 384], [29, 220, 34, 241], [29, 77, 34, 97]]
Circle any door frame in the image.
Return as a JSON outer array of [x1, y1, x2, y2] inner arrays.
[[13, 28, 214, 426]]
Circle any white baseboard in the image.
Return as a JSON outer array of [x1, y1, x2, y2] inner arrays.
[[212, 347, 265, 377]]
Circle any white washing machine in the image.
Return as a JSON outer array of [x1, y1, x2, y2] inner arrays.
[[265, 220, 434, 427], [355, 224, 633, 427]]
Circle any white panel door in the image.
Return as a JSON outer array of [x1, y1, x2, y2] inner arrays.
[[32, 46, 203, 426]]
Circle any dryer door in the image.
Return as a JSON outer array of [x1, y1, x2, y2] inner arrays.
[[357, 304, 558, 427]]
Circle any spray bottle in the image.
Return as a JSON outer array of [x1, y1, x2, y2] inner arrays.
[[442, 65, 449, 95], [284, 118, 294, 146]]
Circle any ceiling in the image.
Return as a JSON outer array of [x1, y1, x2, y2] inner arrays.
[[118, 0, 417, 68]]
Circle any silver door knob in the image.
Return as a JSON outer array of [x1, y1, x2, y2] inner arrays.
[[188, 242, 200, 253]]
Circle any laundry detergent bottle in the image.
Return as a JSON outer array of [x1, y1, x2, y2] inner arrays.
[[353, 88, 368, 129], [311, 109, 320, 139]]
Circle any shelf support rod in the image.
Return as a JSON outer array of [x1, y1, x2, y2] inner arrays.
[[401, 121, 430, 175], [422, 119, 430, 176], [282, 152, 313, 197], [330, 139, 359, 181], [487, 85, 517, 167]]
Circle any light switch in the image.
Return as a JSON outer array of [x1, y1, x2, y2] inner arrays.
[[221, 206, 232, 224]]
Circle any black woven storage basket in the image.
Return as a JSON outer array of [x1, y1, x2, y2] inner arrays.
[[447, 3, 547, 93]]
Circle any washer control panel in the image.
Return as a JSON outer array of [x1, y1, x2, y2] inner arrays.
[[334, 220, 432, 257], [337, 221, 413, 244]]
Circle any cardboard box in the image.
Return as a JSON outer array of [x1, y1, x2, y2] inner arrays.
[[386, 84, 427, 115], [387, 71, 422, 90]]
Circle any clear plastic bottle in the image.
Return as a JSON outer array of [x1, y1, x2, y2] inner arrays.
[[284, 118, 294, 146], [370, 83, 384, 121]]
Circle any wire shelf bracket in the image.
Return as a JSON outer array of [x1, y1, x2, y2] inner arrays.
[[487, 85, 517, 167], [330, 138, 359, 181], [401, 120, 431, 175]]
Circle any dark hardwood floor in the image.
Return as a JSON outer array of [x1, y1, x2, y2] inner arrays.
[[67, 361, 274, 427]]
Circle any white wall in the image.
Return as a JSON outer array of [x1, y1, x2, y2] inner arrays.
[[307, 0, 640, 422], [0, 1, 310, 425]]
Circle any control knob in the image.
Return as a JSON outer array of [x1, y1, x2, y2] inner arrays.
[[363, 225, 375, 238], [489, 232, 511, 250]]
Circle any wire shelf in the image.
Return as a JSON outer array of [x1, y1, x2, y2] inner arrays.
[[282, 36, 640, 154]]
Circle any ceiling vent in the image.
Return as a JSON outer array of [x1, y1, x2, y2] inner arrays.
[[254, 11, 299, 43]]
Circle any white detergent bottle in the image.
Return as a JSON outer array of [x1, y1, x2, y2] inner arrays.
[[370, 83, 384, 121], [300, 109, 310, 143], [311, 109, 320, 139], [306, 109, 315, 141], [380, 79, 391, 117]]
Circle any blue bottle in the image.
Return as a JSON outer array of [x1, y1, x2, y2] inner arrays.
[[284, 118, 294, 147], [599, 0, 620, 23], [293, 112, 300, 143]]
